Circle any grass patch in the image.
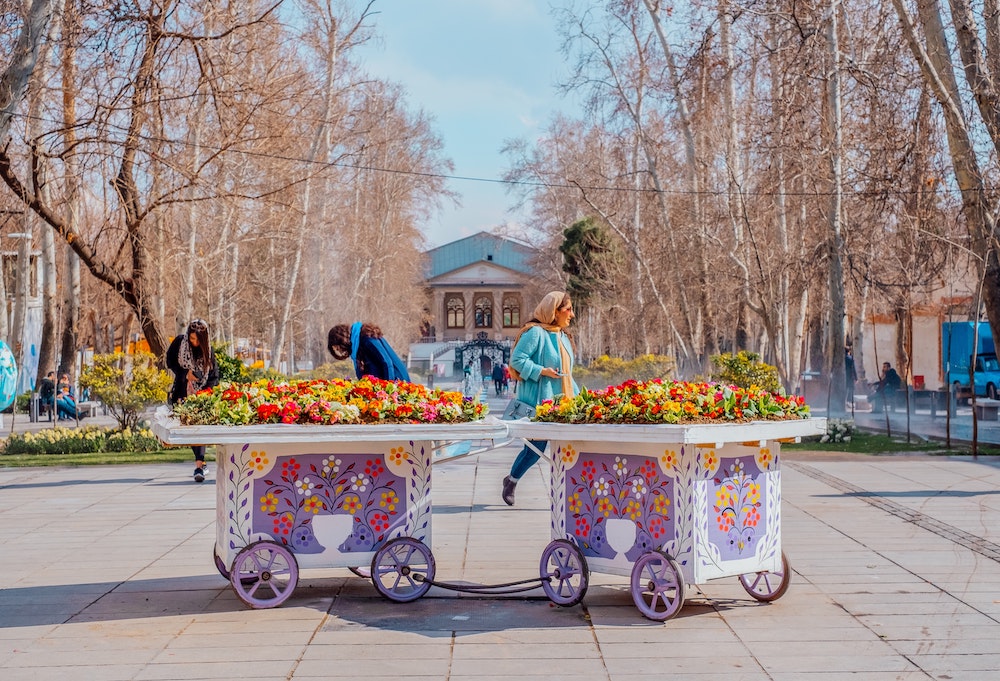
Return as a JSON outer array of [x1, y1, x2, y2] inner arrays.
[[787, 430, 1000, 456], [0, 448, 215, 468]]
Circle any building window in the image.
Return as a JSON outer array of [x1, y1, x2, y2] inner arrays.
[[502, 295, 521, 328], [446, 294, 465, 328], [474, 295, 493, 328]]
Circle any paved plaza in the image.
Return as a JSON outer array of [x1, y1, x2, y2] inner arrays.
[[2, 426, 1000, 680], [3, 389, 1000, 680]]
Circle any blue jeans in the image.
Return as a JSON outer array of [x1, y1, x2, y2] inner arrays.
[[510, 440, 547, 480]]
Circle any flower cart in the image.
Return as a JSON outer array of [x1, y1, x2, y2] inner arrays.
[[507, 416, 825, 620], [152, 398, 506, 609]]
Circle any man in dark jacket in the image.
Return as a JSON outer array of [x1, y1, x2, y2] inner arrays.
[[38, 371, 56, 421]]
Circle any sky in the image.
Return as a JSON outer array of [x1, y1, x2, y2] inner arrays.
[[356, 0, 577, 248]]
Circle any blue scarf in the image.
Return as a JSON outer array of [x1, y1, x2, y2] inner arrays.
[[350, 322, 362, 377]]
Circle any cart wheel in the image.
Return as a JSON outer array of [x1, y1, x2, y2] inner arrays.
[[348, 566, 371, 578], [230, 541, 299, 609], [370, 537, 435, 603], [630, 550, 685, 621], [213, 549, 230, 580], [539, 539, 589, 606], [739, 551, 791, 602]]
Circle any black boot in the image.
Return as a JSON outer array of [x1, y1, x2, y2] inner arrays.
[[502, 476, 517, 506]]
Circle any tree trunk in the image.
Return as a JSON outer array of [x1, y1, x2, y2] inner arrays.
[[825, 0, 847, 415]]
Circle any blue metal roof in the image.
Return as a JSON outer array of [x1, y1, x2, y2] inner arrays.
[[424, 231, 536, 279]]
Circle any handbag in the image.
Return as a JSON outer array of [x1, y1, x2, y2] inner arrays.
[[502, 399, 536, 420]]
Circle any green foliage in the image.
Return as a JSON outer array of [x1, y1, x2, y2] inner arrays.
[[79, 352, 172, 430], [1, 425, 163, 456], [560, 216, 621, 309], [213, 343, 253, 382], [213, 343, 291, 383], [574, 354, 674, 391], [309, 360, 358, 380], [710, 351, 781, 392]]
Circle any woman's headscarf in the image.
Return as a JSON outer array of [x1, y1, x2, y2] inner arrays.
[[531, 291, 566, 328]]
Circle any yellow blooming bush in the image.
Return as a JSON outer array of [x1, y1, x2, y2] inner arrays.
[[80, 352, 172, 430], [1, 425, 162, 455]]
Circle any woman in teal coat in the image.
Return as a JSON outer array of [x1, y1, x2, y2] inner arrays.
[[501, 291, 577, 506]]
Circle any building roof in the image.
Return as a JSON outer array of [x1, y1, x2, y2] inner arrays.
[[424, 231, 536, 280]]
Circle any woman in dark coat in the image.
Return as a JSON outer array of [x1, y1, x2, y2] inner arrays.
[[166, 319, 219, 482], [327, 322, 410, 381]]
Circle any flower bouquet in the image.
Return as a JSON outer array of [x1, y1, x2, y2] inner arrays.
[[533, 379, 809, 424], [171, 377, 488, 426]]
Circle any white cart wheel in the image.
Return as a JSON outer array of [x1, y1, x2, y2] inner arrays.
[[230, 541, 299, 609], [539, 539, 589, 606], [370, 537, 435, 603], [739, 551, 791, 602], [629, 550, 685, 621]]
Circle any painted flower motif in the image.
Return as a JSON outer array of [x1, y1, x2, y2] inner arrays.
[[624, 498, 641, 520], [322, 457, 341, 474], [295, 477, 315, 495], [350, 474, 370, 492], [249, 451, 270, 472], [613, 456, 627, 476], [281, 458, 300, 478], [364, 458, 385, 477], [379, 491, 398, 512], [593, 476, 610, 497], [260, 491, 279, 512], [369, 511, 391, 532], [701, 449, 719, 472], [574, 516, 591, 537], [653, 493, 671, 515], [756, 447, 773, 470], [388, 447, 408, 465], [342, 494, 361, 514], [561, 445, 577, 462], [273, 511, 295, 536], [303, 495, 323, 514], [648, 516, 666, 539], [581, 460, 597, 482], [568, 492, 583, 514], [630, 479, 647, 499], [597, 497, 614, 517], [660, 449, 678, 471]]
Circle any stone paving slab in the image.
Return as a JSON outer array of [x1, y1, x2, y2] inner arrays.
[[3, 441, 1000, 680]]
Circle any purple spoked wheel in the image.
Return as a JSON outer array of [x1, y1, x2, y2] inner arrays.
[[370, 537, 435, 603], [348, 566, 371, 579], [629, 550, 686, 621], [739, 551, 791, 602], [539, 539, 589, 606], [213, 548, 230, 580], [230, 541, 299, 609]]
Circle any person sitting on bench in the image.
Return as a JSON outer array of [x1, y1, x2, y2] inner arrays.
[[870, 362, 901, 412], [39, 371, 56, 420]]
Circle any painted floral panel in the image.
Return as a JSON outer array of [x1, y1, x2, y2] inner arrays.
[[253, 452, 406, 555], [565, 452, 674, 561], [707, 454, 768, 561]]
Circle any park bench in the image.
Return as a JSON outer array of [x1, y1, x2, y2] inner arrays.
[[77, 400, 101, 419], [973, 399, 1000, 421]]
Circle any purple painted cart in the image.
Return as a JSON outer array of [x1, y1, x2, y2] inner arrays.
[[152, 409, 507, 609], [509, 418, 825, 620]]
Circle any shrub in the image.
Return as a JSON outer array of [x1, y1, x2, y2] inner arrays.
[[79, 352, 172, 430], [0, 425, 163, 456], [710, 351, 781, 392], [820, 418, 854, 443], [573, 354, 674, 391]]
